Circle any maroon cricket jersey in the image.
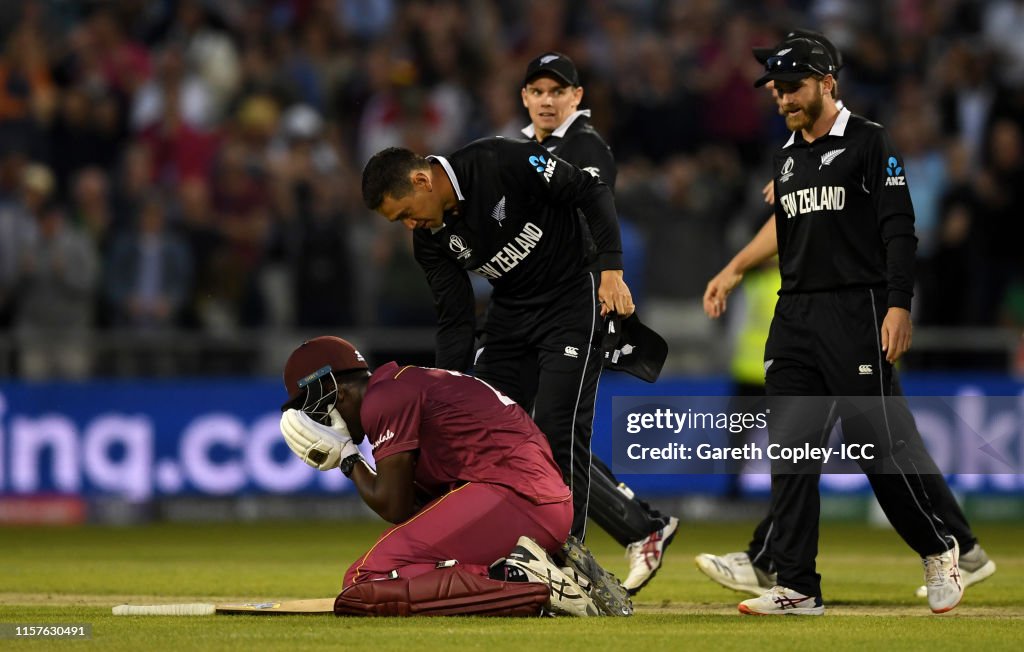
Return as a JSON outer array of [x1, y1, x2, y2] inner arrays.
[[362, 362, 571, 505]]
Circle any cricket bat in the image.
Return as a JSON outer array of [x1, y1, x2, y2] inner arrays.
[[112, 598, 335, 616]]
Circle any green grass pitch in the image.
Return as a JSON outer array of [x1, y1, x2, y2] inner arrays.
[[2, 519, 1021, 651]]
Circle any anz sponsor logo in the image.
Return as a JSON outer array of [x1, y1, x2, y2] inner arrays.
[[529, 154, 557, 182], [473, 222, 544, 279], [448, 234, 472, 260], [885, 156, 906, 186], [779, 186, 846, 219]]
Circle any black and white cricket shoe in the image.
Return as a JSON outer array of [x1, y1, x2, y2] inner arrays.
[[504, 536, 598, 617], [559, 536, 634, 616]]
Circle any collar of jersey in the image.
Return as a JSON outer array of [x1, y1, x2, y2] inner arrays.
[[782, 106, 851, 148], [423, 155, 465, 233], [520, 109, 591, 140], [426, 155, 466, 201]]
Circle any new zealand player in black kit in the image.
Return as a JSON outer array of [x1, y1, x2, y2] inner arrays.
[[517, 52, 678, 594], [697, 35, 969, 616], [697, 30, 995, 608], [361, 126, 638, 592]]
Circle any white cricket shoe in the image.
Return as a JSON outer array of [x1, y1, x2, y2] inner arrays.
[[923, 537, 963, 614], [623, 517, 680, 595], [504, 536, 598, 617], [915, 543, 995, 598], [695, 551, 776, 596], [738, 585, 824, 616]]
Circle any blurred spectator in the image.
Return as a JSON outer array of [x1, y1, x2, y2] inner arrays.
[[0, 153, 37, 327], [982, 0, 1024, 86], [165, 0, 241, 119], [132, 45, 215, 132], [935, 40, 995, 166], [890, 85, 946, 257], [174, 177, 225, 331], [973, 119, 1024, 324], [15, 164, 98, 380], [692, 14, 766, 165], [919, 140, 982, 328], [371, 226, 435, 327], [48, 84, 124, 197], [104, 193, 193, 330], [88, 7, 151, 97], [137, 58, 220, 186], [210, 109, 274, 327], [0, 14, 57, 159]]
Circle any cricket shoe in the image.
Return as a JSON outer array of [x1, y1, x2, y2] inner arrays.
[[559, 536, 633, 616], [694, 551, 776, 596], [923, 537, 963, 614], [504, 536, 598, 617], [738, 586, 824, 616], [623, 517, 679, 595], [915, 543, 995, 598]]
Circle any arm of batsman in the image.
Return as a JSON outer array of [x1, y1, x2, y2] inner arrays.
[[280, 408, 361, 471]]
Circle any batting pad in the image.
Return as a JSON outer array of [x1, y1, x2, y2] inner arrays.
[[113, 598, 336, 615]]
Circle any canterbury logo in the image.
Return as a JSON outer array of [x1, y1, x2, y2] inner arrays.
[[819, 148, 846, 169], [859, 364, 873, 375]]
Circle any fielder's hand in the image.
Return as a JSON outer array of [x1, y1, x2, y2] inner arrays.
[[881, 307, 912, 364], [599, 269, 635, 317], [703, 265, 744, 319], [280, 408, 360, 471]]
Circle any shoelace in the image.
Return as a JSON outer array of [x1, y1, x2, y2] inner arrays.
[[923, 554, 950, 587]]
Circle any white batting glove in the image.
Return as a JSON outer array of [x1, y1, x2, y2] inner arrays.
[[280, 408, 361, 471]]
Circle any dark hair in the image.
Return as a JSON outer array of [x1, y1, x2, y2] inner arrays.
[[361, 147, 429, 210]]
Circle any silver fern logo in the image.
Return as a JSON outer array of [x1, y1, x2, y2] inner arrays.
[[491, 195, 506, 224], [819, 148, 847, 170]]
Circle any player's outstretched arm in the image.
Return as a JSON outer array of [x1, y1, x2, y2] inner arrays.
[[703, 215, 778, 319]]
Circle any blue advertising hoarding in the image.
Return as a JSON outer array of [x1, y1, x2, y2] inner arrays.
[[1, 374, 1022, 499]]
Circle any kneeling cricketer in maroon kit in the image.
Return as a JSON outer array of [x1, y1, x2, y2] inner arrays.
[[279, 336, 576, 616]]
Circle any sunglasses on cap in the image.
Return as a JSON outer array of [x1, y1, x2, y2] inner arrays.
[[765, 54, 829, 78]]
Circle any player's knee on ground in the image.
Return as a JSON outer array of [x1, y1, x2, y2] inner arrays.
[[334, 566, 550, 617]]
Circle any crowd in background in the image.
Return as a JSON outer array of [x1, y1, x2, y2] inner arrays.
[[0, 0, 1022, 379]]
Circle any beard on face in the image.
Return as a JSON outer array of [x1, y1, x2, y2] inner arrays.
[[780, 81, 824, 132]]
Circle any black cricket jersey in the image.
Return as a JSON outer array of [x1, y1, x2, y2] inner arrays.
[[771, 108, 918, 309], [522, 110, 618, 189], [414, 137, 624, 370]]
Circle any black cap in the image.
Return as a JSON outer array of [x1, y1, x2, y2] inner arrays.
[[523, 52, 580, 87], [601, 314, 668, 383], [753, 36, 837, 88], [753, 28, 843, 75]]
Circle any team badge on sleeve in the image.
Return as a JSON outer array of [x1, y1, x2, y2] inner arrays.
[[885, 156, 905, 186]]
